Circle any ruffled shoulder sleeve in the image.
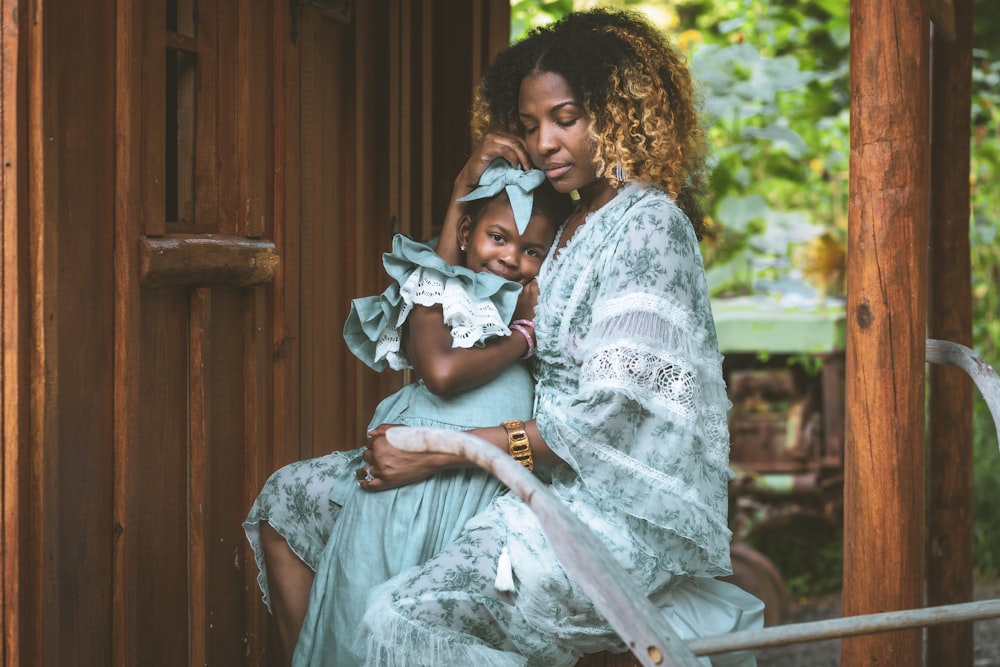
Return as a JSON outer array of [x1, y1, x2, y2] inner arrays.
[[343, 234, 523, 371]]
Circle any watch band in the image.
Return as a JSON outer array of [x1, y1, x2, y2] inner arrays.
[[501, 419, 534, 471]]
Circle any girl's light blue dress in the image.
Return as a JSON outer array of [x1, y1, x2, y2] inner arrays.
[[243, 235, 536, 666], [357, 184, 765, 667]]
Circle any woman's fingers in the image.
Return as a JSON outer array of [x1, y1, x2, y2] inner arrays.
[[479, 134, 531, 170], [456, 134, 533, 195]]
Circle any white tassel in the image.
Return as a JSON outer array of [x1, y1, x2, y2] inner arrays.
[[494, 545, 515, 593]]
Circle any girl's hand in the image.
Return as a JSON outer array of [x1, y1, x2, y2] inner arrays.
[[357, 424, 454, 491], [513, 278, 539, 322]]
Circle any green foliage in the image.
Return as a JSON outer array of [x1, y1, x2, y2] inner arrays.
[[683, 0, 850, 297], [510, 0, 575, 42]]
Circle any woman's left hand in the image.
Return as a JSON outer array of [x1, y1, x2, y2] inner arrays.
[[356, 424, 452, 491]]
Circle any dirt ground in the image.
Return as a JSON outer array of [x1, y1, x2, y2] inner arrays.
[[755, 581, 1000, 666]]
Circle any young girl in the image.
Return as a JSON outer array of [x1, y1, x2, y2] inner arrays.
[[356, 9, 764, 667], [244, 160, 571, 666]]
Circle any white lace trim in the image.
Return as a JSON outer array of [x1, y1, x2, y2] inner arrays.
[[373, 267, 512, 370], [592, 292, 693, 333], [580, 341, 699, 421], [361, 591, 526, 667]]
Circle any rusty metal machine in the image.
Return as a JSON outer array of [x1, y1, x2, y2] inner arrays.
[[713, 297, 846, 625]]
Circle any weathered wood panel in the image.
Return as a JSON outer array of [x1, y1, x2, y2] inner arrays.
[[927, 0, 975, 664], [0, 0, 28, 664], [3, 1, 511, 666], [843, 1, 930, 665], [17, 1, 120, 665]]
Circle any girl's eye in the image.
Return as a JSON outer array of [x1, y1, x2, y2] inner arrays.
[[557, 118, 577, 128], [522, 125, 538, 135], [489, 233, 504, 243], [525, 248, 543, 259]]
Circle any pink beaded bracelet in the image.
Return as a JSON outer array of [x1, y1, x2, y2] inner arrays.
[[510, 323, 535, 359]]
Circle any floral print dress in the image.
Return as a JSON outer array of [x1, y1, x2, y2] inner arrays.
[[243, 235, 537, 666], [357, 184, 765, 667]]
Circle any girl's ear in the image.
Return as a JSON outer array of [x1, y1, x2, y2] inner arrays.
[[456, 215, 474, 251]]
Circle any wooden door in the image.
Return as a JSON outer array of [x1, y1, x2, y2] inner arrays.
[[115, 0, 280, 664], [1, 0, 510, 664]]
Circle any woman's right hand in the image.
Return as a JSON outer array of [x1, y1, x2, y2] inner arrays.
[[439, 134, 534, 266], [451, 133, 533, 200], [358, 424, 455, 491]]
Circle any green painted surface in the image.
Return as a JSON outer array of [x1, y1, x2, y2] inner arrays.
[[712, 296, 846, 354]]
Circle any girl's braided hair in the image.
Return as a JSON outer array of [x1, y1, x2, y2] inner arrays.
[[471, 9, 709, 238]]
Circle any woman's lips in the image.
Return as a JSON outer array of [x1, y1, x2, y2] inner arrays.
[[545, 164, 571, 180]]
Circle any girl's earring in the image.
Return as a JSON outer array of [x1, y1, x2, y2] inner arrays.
[[614, 163, 627, 182], [460, 245, 466, 251]]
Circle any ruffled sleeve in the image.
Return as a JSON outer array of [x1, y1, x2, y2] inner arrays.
[[343, 234, 523, 372]]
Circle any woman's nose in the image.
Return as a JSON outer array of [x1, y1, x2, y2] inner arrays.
[[536, 123, 557, 155]]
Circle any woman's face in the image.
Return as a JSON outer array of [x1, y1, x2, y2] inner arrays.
[[518, 71, 599, 194], [459, 198, 555, 285]]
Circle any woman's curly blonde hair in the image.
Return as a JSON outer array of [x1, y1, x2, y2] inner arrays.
[[471, 9, 709, 237]]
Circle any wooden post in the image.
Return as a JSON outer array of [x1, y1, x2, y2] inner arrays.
[[843, 1, 929, 665], [927, 0, 975, 664]]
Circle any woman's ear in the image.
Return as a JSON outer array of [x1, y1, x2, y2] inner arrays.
[[456, 215, 473, 252]]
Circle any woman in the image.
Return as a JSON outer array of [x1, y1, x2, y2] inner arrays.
[[355, 9, 764, 667]]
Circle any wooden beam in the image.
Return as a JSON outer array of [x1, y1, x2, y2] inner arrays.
[[1, 1, 27, 665], [139, 234, 279, 288], [929, 0, 956, 42], [927, 0, 975, 664], [844, 0, 930, 664]]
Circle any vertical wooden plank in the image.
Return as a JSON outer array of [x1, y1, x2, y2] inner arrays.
[[244, 0, 273, 239], [418, 2, 433, 242], [843, 1, 929, 665], [189, 288, 210, 667], [194, 0, 220, 228], [927, 0, 975, 665], [1, 1, 27, 665], [134, 292, 190, 665], [172, 0, 197, 225], [52, 0, 117, 660], [141, 0, 166, 236], [113, 0, 143, 662], [297, 13, 319, 455], [26, 0, 59, 664], [243, 285, 272, 664], [244, 3, 293, 660], [202, 289, 252, 665], [215, 0, 240, 234], [273, 0, 302, 469], [387, 0, 401, 246], [236, 0, 252, 237]]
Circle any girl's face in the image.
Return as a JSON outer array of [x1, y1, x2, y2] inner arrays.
[[458, 198, 555, 285], [517, 70, 599, 195]]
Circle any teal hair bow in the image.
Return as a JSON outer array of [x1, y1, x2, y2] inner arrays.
[[456, 159, 547, 234]]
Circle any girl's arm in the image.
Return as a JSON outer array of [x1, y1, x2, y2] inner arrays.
[[403, 302, 532, 397], [437, 134, 533, 265]]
